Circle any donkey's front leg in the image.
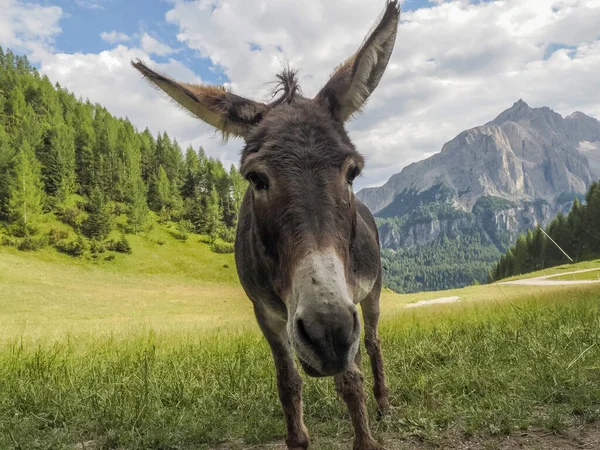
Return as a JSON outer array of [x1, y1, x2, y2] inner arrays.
[[361, 285, 390, 418], [255, 307, 309, 450], [334, 363, 381, 450]]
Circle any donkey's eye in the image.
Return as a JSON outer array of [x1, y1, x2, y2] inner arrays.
[[346, 166, 361, 185], [247, 172, 269, 191]]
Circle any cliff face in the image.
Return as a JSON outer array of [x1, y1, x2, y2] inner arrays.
[[359, 100, 600, 250]]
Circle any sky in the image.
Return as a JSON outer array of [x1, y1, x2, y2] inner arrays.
[[1, 0, 600, 190]]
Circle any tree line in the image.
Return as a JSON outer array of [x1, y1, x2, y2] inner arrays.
[[0, 47, 247, 256], [379, 214, 503, 293], [489, 181, 600, 281]]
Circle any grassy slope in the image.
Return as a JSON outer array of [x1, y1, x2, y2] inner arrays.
[[553, 268, 600, 281], [1, 237, 600, 449], [0, 225, 248, 342], [500, 258, 600, 281]]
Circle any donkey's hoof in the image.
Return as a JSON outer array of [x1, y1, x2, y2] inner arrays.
[[353, 441, 383, 450], [376, 403, 395, 421]]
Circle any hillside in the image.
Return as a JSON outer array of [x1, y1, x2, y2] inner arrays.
[[0, 47, 245, 264], [358, 100, 600, 292]]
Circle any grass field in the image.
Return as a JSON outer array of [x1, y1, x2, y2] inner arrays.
[[500, 258, 600, 281], [1, 236, 600, 449], [553, 268, 600, 281]]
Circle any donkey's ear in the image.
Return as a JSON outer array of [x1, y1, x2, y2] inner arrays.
[[315, 1, 400, 122], [132, 60, 267, 140]]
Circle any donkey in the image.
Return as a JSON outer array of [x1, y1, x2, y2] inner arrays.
[[132, 2, 399, 448]]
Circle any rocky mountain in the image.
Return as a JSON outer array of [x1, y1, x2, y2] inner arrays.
[[359, 100, 600, 247], [358, 100, 600, 293]]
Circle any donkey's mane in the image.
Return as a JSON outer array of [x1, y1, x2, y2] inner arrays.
[[268, 68, 302, 106]]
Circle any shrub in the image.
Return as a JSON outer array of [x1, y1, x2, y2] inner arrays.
[[171, 219, 193, 242], [211, 238, 234, 254], [17, 235, 48, 251], [56, 235, 89, 257], [89, 239, 106, 254], [57, 206, 86, 229], [107, 234, 132, 254], [218, 226, 236, 243], [8, 220, 38, 238], [48, 228, 69, 245], [1, 235, 17, 247]]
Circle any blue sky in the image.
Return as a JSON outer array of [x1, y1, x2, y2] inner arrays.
[[48, 0, 227, 83], [3, 0, 600, 189]]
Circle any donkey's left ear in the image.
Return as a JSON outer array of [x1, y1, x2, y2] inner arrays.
[[132, 59, 267, 140], [315, 0, 400, 122]]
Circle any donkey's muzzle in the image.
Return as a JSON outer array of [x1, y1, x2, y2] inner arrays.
[[294, 305, 359, 377]]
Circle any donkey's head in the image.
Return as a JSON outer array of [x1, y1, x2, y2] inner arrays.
[[133, 1, 400, 377]]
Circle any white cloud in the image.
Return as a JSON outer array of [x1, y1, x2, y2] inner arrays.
[[100, 31, 131, 44], [164, 0, 600, 188], [0, 0, 62, 61], [75, 0, 106, 10], [37, 46, 240, 168], [1, 0, 600, 190], [140, 33, 175, 56]]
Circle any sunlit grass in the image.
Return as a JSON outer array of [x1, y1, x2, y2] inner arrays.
[[552, 268, 600, 281], [2, 241, 600, 448]]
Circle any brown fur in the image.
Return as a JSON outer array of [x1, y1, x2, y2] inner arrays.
[[132, 2, 400, 448]]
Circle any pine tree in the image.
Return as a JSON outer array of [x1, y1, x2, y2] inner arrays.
[[8, 141, 44, 236], [73, 101, 96, 195], [0, 127, 15, 220], [40, 118, 76, 203], [181, 146, 199, 200], [128, 177, 149, 233], [567, 197, 585, 259], [512, 234, 528, 275], [204, 186, 223, 237], [83, 186, 111, 240], [586, 182, 600, 253]]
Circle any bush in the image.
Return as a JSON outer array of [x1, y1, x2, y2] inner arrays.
[[107, 234, 132, 254], [57, 206, 86, 229], [171, 219, 193, 242], [17, 235, 48, 251], [218, 226, 236, 243], [48, 228, 69, 245], [8, 220, 39, 238], [104, 254, 116, 262], [56, 235, 89, 257], [89, 239, 106, 254], [1, 235, 17, 247], [210, 238, 235, 254]]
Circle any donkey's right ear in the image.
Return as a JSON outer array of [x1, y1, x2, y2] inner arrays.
[[315, 1, 400, 123], [132, 60, 268, 140]]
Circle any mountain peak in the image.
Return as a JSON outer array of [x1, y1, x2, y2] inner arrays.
[[514, 98, 529, 108], [566, 111, 597, 121], [487, 99, 535, 126], [358, 100, 597, 216]]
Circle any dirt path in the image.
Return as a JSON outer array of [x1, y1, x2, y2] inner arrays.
[[499, 267, 600, 286], [213, 422, 600, 449], [404, 296, 461, 308]]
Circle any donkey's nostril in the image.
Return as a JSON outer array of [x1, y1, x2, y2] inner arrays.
[[296, 318, 312, 347], [352, 309, 360, 334]]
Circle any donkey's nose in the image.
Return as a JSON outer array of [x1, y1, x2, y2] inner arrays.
[[294, 304, 359, 374]]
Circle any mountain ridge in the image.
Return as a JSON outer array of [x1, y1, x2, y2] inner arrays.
[[358, 100, 600, 217]]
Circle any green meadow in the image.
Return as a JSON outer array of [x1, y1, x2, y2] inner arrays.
[[1, 231, 600, 449]]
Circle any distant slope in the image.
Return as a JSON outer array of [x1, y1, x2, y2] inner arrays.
[[0, 222, 244, 339]]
